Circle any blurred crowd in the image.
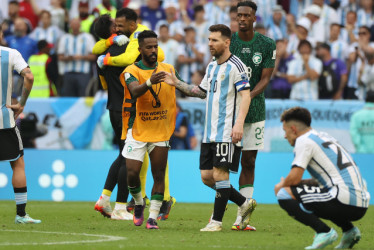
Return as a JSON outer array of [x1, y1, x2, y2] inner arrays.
[[1, 0, 374, 101]]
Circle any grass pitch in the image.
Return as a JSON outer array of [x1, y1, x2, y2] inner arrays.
[[0, 201, 373, 249]]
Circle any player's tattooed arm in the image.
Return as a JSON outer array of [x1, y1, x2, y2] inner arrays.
[[175, 80, 206, 99], [164, 69, 206, 99], [7, 67, 34, 119], [19, 67, 34, 106]]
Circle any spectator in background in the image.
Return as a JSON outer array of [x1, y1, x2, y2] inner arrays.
[[340, 11, 359, 45], [3, 1, 32, 37], [287, 17, 313, 55], [270, 39, 293, 99], [304, 4, 324, 43], [19, 0, 39, 29], [58, 18, 96, 97], [287, 39, 322, 100], [30, 10, 64, 52], [313, 0, 339, 40], [328, 23, 349, 62], [337, 0, 359, 26], [77, 1, 96, 34], [177, 26, 205, 87], [356, 0, 374, 28], [158, 24, 179, 66], [191, 5, 210, 65], [267, 5, 287, 41], [155, 2, 185, 42], [359, 51, 374, 93], [170, 103, 196, 150], [346, 25, 374, 100], [204, 0, 231, 27], [289, 0, 313, 20], [350, 91, 374, 153], [50, 0, 68, 31], [254, 0, 276, 25], [140, 0, 166, 31], [28, 40, 56, 98], [254, 22, 267, 36], [4, 17, 37, 63], [92, 0, 117, 19], [315, 43, 348, 100]]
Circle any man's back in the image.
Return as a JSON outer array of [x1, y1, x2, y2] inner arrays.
[[293, 129, 370, 208]]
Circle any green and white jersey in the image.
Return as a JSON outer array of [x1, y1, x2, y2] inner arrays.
[[230, 32, 276, 123]]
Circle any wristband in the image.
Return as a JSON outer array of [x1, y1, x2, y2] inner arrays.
[[146, 79, 152, 87]]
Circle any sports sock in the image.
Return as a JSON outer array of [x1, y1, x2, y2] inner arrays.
[[114, 202, 127, 210], [140, 154, 149, 198], [128, 186, 143, 205], [278, 199, 330, 233], [239, 184, 254, 199], [101, 190, 111, 201], [149, 193, 164, 220], [163, 162, 170, 201], [230, 185, 246, 206], [14, 187, 27, 217], [212, 180, 231, 222]]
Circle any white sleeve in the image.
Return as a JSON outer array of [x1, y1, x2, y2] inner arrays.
[[292, 138, 315, 169], [199, 65, 210, 92], [360, 65, 370, 84], [232, 62, 250, 92], [312, 58, 323, 75], [11, 49, 28, 74], [287, 60, 297, 75], [57, 35, 67, 54], [177, 44, 186, 57], [85, 34, 95, 54]]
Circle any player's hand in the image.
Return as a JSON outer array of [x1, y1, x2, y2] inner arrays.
[[113, 35, 129, 46], [164, 67, 178, 86], [150, 67, 167, 84], [97, 53, 110, 69], [6, 103, 24, 120], [231, 123, 243, 144], [274, 177, 285, 194]]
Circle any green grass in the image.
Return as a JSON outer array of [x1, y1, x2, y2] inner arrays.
[[0, 201, 373, 249]]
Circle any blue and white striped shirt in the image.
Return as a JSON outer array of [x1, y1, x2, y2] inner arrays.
[[287, 55, 322, 100], [0, 46, 28, 129], [29, 25, 65, 52], [292, 130, 370, 208], [57, 32, 95, 74], [199, 55, 250, 144], [329, 39, 349, 61]]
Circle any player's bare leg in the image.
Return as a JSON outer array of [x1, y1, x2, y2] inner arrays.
[[146, 146, 168, 229]]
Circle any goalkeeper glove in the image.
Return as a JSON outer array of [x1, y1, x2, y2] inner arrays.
[[105, 34, 129, 47], [97, 53, 111, 69]]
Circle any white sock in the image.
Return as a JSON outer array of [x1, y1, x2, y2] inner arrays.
[[114, 203, 127, 210], [149, 200, 162, 220], [132, 192, 144, 206], [211, 219, 222, 225], [101, 194, 110, 202], [240, 186, 254, 199]]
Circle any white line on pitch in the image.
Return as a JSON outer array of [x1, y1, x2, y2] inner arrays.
[[0, 229, 126, 246]]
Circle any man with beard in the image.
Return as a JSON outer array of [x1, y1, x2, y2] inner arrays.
[[164, 24, 255, 232], [229, 1, 276, 231], [94, 8, 175, 221], [94, 8, 164, 69], [93, 14, 132, 221], [120, 30, 178, 229]]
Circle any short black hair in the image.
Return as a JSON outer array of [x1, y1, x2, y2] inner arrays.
[[94, 14, 112, 39], [159, 24, 169, 30], [281, 107, 312, 127], [193, 5, 204, 13], [316, 42, 331, 51], [9, 1, 19, 5], [37, 40, 49, 51], [230, 6, 237, 13], [237, 1, 257, 13], [138, 30, 158, 45], [298, 39, 312, 50], [359, 25, 370, 33], [116, 8, 137, 22], [209, 24, 232, 39]]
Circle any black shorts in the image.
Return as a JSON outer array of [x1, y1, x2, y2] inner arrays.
[[0, 126, 24, 161], [291, 184, 367, 222], [199, 142, 241, 173]]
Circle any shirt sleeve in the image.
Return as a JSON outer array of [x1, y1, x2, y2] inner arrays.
[[92, 39, 109, 55], [232, 62, 250, 92], [312, 58, 323, 75], [292, 138, 314, 169], [263, 39, 276, 68], [11, 49, 28, 74], [199, 65, 210, 92], [124, 72, 138, 86]]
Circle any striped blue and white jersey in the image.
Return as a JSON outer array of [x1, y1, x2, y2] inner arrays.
[[292, 129, 370, 208], [199, 55, 250, 144], [30, 25, 65, 53], [57, 32, 95, 74], [287, 55, 322, 100], [0, 46, 28, 129], [329, 39, 349, 61]]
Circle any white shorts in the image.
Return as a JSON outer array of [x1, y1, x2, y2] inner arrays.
[[122, 129, 169, 162], [242, 120, 265, 151]]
